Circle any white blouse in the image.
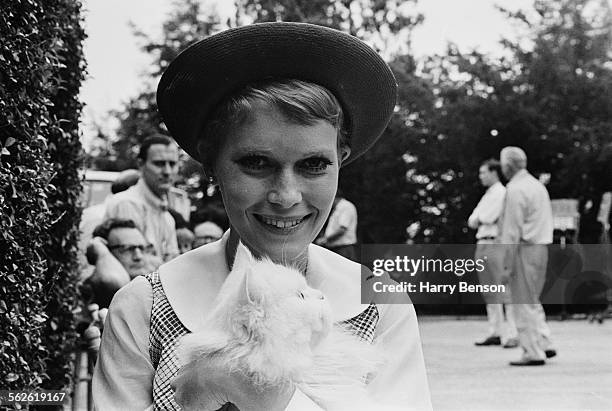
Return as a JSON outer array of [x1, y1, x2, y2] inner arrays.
[[93, 233, 432, 410]]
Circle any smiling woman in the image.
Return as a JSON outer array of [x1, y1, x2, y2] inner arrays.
[[212, 89, 345, 266], [93, 22, 432, 411]]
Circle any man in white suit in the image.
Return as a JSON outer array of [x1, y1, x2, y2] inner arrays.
[[499, 147, 556, 366], [469, 159, 518, 348]]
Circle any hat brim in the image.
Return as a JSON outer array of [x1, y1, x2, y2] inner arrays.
[[157, 22, 397, 166]]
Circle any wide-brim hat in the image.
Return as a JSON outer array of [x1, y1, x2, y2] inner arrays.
[[157, 22, 397, 166]]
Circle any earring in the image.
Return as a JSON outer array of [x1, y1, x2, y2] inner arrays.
[[206, 174, 217, 197], [205, 169, 216, 185]]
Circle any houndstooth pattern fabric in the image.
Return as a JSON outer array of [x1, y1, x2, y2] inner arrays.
[[343, 303, 379, 343], [144, 271, 379, 410], [145, 271, 188, 411]]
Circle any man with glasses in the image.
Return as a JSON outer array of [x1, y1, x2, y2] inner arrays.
[[83, 219, 160, 308], [192, 221, 224, 248], [190, 205, 228, 248]]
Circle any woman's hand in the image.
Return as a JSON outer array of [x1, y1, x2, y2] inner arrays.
[[172, 356, 295, 411]]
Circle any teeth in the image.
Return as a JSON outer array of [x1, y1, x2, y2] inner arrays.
[[260, 216, 304, 228]]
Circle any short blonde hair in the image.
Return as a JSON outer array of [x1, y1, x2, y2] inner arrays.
[[196, 79, 348, 174]]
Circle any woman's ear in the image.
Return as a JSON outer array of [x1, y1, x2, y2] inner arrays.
[[339, 146, 351, 165]]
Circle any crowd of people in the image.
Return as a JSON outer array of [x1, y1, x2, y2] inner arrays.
[[79, 135, 229, 310]]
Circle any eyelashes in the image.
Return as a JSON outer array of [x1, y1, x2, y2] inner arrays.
[[235, 154, 334, 175], [300, 157, 333, 173], [236, 154, 268, 170]]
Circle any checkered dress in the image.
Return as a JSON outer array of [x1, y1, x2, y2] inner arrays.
[[144, 270, 379, 410]]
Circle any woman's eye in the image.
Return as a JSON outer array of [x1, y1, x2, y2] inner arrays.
[[237, 155, 269, 170], [300, 157, 333, 174], [298, 291, 305, 299]]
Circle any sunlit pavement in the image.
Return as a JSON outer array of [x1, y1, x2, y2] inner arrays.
[[418, 317, 612, 411]]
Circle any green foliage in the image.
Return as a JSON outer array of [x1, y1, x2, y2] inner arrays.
[[0, 0, 85, 394]]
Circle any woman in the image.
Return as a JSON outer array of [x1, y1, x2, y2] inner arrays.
[[93, 22, 431, 410]]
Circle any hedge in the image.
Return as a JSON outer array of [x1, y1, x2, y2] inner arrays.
[[0, 0, 86, 400]]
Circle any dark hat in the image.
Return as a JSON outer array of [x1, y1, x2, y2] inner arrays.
[[157, 22, 397, 166]]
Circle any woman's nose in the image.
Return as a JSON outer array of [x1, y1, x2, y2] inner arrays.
[[267, 171, 302, 208]]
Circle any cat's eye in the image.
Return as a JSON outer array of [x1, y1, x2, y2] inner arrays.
[[298, 291, 305, 299]]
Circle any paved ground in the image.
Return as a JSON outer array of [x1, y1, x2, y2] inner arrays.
[[419, 317, 612, 411]]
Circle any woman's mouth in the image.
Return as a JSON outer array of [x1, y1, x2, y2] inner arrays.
[[254, 214, 311, 231]]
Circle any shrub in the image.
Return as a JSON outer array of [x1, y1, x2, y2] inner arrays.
[[0, 0, 86, 397]]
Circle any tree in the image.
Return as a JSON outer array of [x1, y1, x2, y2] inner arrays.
[[103, 0, 424, 225], [408, 0, 612, 243], [237, 0, 422, 57], [498, 0, 612, 241]]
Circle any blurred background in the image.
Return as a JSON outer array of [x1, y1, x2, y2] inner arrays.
[[80, 0, 612, 246]]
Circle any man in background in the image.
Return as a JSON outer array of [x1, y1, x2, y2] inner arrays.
[[316, 193, 359, 261], [83, 218, 159, 308], [499, 146, 556, 366], [192, 221, 224, 248], [78, 169, 140, 280], [190, 204, 228, 248], [469, 159, 518, 348], [104, 134, 179, 262]]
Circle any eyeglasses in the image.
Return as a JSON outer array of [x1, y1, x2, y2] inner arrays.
[[108, 244, 155, 255], [193, 236, 221, 247]]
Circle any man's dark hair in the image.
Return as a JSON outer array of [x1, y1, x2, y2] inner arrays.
[[92, 218, 138, 241], [482, 158, 502, 180], [110, 169, 140, 194], [138, 134, 175, 161], [168, 208, 189, 230]]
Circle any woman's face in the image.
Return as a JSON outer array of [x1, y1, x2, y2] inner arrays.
[[214, 102, 345, 263]]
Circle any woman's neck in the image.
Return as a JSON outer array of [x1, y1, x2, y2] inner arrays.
[[225, 228, 309, 275]]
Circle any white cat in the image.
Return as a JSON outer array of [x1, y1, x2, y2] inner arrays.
[[175, 243, 380, 410]]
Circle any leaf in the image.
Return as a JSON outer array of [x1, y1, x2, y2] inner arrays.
[[5, 373, 19, 382], [1, 147, 9, 156], [5, 137, 16, 147], [33, 314, 46, 323]]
